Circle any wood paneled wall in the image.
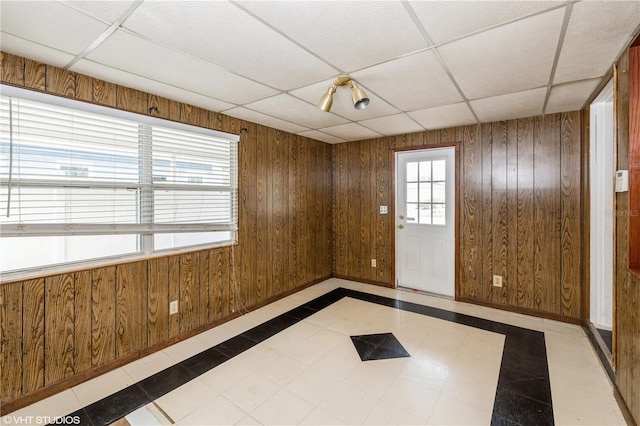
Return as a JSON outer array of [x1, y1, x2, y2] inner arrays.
[[332, 113, 583, 320], [614, 46, 640, 425], [0, 52, 332, 409]]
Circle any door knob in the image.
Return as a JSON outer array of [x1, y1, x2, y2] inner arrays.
[[398, 224, 404, 229], [399, 215, 404, 220]]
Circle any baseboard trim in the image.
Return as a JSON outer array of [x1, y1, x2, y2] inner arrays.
[[458, 297, 582, 324], [583, 322, 615, 382], [0, 274, 331, 415], [332, 274, 393, 288], [614, 383, 638, 426]]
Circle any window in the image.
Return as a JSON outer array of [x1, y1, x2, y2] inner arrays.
[[0, 86, 238, 274], [405, 159, 446, 225]]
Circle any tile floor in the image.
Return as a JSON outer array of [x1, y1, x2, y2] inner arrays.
[[5, 278, 627, 425]]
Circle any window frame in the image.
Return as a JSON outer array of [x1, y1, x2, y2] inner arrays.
[[0, 85, 239, 280]]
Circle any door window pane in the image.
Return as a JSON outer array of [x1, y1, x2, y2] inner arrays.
[[407, 162, 418, 182], [406, 183, 418, 203], [419, 161, 431, 181], [433, 160, 446, 181], [432, 182, 446, 203], [433, 204, 446, 225], [419, 204, 432, 224], [406, 203, 418, 223], [419, 183, 431, 202]]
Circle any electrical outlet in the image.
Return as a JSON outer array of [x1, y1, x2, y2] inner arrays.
[[169, 300, 179, 315], [493, 275, 503, 288], [371, 259, 377, 267]]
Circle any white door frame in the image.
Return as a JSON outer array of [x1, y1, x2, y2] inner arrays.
[[391, 143, 460, 298]]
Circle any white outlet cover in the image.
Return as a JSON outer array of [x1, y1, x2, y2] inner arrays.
[[380, 206, 388, 214]]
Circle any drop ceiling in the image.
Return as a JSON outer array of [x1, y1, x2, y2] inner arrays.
[[1, 1, 639, 143]]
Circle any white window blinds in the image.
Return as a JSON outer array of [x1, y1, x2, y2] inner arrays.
[[0, 86, 238, 238]]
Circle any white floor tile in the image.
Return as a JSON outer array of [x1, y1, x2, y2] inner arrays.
[[155, 378, 218, 422], [72, 367, 134, 407], [250, 388, 314, 425], [317, 382, 379, 425], [176, 394, 246, 426], [222, 373, 281, 413]]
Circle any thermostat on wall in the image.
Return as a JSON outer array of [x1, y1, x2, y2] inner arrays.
[[615, 170, 628, 193]]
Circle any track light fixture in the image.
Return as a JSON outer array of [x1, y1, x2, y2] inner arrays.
[[317, 76, 370, 112]]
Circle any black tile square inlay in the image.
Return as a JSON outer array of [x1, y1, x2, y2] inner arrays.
[[350, 332, 410, 361]]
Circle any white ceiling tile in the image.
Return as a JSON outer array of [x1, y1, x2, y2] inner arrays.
[[0, 1, 108, 55], [352, 50, 462, 111], [70, 59, 235, 112], [545, 78, 602, 114], [408, 102, 478, 130], [122, 1, 337, 90], [298, 130, 346, 144], [359, 114, 424, 136], [245, 94, 348, 129], [237, 1, 427, 72], [289, 79, 400, 121], [85, 30, 277, 105], [410, 1, 566, 45], [470, 88, 547, 123], [439, 8, 564, 100], [0, 32, 76, 68], [554, 1, 640, 84], [223, 107, 310, 134], [59, 0, 139, 24], [319, 123, 382, 141]]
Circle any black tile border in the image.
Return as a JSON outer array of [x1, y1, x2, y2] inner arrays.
[[62, 287, 554, 426]]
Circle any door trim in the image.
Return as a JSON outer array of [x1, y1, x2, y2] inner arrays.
[[391, 142, 461, 299]]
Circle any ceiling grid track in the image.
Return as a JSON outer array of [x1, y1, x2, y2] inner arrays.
[[542, 3, 574, 116], [401, 1, 481, 125]]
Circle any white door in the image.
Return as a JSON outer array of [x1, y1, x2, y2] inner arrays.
[[396, 148, 455, 297]]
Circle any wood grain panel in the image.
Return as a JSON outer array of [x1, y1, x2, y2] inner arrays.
[[168, 256, 180, 338], [481, 123, 494, 301], [377, 138, 392, 283], [270, 129, 284, 297], [91, 267, 116, 367], [92, 79, 116, 107], [46, 66, 75, 98], [255, 124, 268, 302], [506, 120, 519, 306], [333, 142, 347, 277], [361, 140, 372, 280], [21, 279, 44, 394], [517, 118, 535, 309], [148, 94, 170, 119], [179, 253, 199, 333], [461, 125, 481, 298], [198, 251, 211, 324], [116, 262, 147, 357], [1, 283, 23, 401], [116, 86, 147, 114], [491, 121, 509, 304], [75, 74, 92, 102], [534, 114, 562, 314], [24, 59, 45, 90], [169, 100, 182, 123], [73, 271, 91, 375], [44, 275, 75, 385], [211, 248, 230, 320], [287, 134, 299, 289], [0, 52, 25, 86], [425, 129, 442, 146], [239, 121, 257, 307], [348, 141, 362, 277], [148, 257, 169, 346], [560, 111, 582, 318], [299, 137, 310, 284]]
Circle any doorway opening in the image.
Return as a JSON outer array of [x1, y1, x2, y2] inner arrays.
[[394, 146, 458, 297], [589, 79, 615, 363]]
